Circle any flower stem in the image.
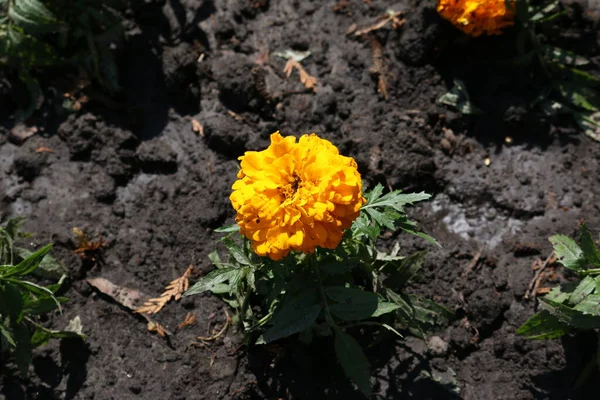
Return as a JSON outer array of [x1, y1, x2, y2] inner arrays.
[[311, 251, 336, 327]]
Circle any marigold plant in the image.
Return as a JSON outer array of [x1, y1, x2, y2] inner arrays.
[[230, 132, 366, 260], [437, 0, 515, 37], [186, 132, 452, 397]]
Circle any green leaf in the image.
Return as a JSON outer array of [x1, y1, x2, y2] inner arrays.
[[572, 111, 600, 142], [529, 1, 560, 22], [364, 184, 384, 205], [23, 296, 68, 315], [184, 268, 241, 296], [568, 276, 596, 305], [408, 295, 454, 331], [385, 288, 414, 321], [557, 83, 600, 111], [580, 223, 600, 267], [516, 310, 569, 339], [550, 63, 600, 87], [15, 247, 66, 278], [262, 289, 321, 343], [364, 190, 431, 212], [539, 297, 600, 330], [13, 322, 31, 375], [573, 294, 600, 316], [223, 238, 252, 266], [364, 208, 395, 231], [326, 286, 398, 321], [228, 267, 248, 295], [543, 46, 590, 66], [437, 80, 483, 115], [382, 250, 427, 289], [0, 283, 24, 320], [215, 224, 240, 233], [0, 243, 52, 278], [0, 323, 15, 347], [549, 234, 586, 271], [9, 0, 59, 32], [334, 328, 372, 397]]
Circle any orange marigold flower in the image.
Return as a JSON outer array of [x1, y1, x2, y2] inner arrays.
[[230, 132, 366, 261], [437, 0, 515, 37]]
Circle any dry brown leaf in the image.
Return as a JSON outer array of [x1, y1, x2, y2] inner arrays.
[[353, 11, 404, 36], [35, 147, 54, 153], [73, 227, 105, 261], [191, 119, 204, 136], [369, 36, 388, 100], [136, 265, 195, 314], [178, 312, 197, 329], [282, 59, 317, 91], [228, 110, 245, 121], [86, 277, 148, 310], [147, 320, 169, 337]]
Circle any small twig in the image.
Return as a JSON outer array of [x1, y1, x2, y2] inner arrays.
[[197, 309, 231, 341], [525, 252, 556, 299], [462, 247, 484, 280]]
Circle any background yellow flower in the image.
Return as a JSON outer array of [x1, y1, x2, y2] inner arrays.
[[437, 0, 515, 37], [230, 132, 366, 260]]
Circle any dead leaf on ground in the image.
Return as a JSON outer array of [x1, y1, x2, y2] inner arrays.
[[352, 10, 405, 36], [73, 227, 105, 261], [197, 309, 231, 342], [147, 320, 169, 337], [178, 312, 197, 329], [282, 59, 317, 91], [86, 277, 149, 310], [191, 119, 204, 136], [35, 147, 54, 153], [136, 265, 195, 314]]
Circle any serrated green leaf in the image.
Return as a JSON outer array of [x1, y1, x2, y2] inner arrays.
[[543, 46, 590, 66], [13, 322, 31, 375], [262, 289, 321, 343], [539, 297, 600, 330], [364, 208, 395, 231], [545, 285, 569, 304], [0, 244, 52, 279], [568, 276, 596, 305], [365, 184, 384, 204], [573, 294, 600, 316], [326, 287, 399, 321], [557, 83, 600, 111], [580, 223, 600, 267], [438, 80, 483, 115], [334, 328, 371, 397], [223, 238, 252, 266], [550, 63, 600, 87], [364, 190, 431, 212], [15, 247, 66, 278], [572, 111, 600, 142], [383, 250, 427, 289], [0, 323, 15, 347], [516, 310, 569, 339], [385, 288, 414, 321], [23, 296, 68, 315], [184, 268, 240, 296], [549, 234, 586, 271], [529, 1, 560, 22], [408, 294, 454, 331], [0, 283, 24, 320], [228, 267, 248, 295], [215, 224, 240, 233]]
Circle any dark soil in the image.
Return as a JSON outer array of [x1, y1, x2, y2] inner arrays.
[[2, 0, 600, 399]]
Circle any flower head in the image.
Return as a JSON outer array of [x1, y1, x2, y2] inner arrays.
[[230, 132, 366, 260], [437, 0, 515, 37]]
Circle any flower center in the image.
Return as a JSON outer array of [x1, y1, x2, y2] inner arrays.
[[281, 173, 301, 199]]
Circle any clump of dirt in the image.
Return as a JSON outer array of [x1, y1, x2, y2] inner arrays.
[[2, 1, 600, 399]]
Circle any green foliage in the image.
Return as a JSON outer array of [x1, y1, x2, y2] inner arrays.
[[0, 0, 124, 120], [514, 0, 600, 141], [0, 218, 82, 375], [518, 223, 600, 339], [185, 184, 452, 396]]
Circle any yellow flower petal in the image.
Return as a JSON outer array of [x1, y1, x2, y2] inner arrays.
[[437, 0, 515, 37], [230, 132, 366, 260]]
